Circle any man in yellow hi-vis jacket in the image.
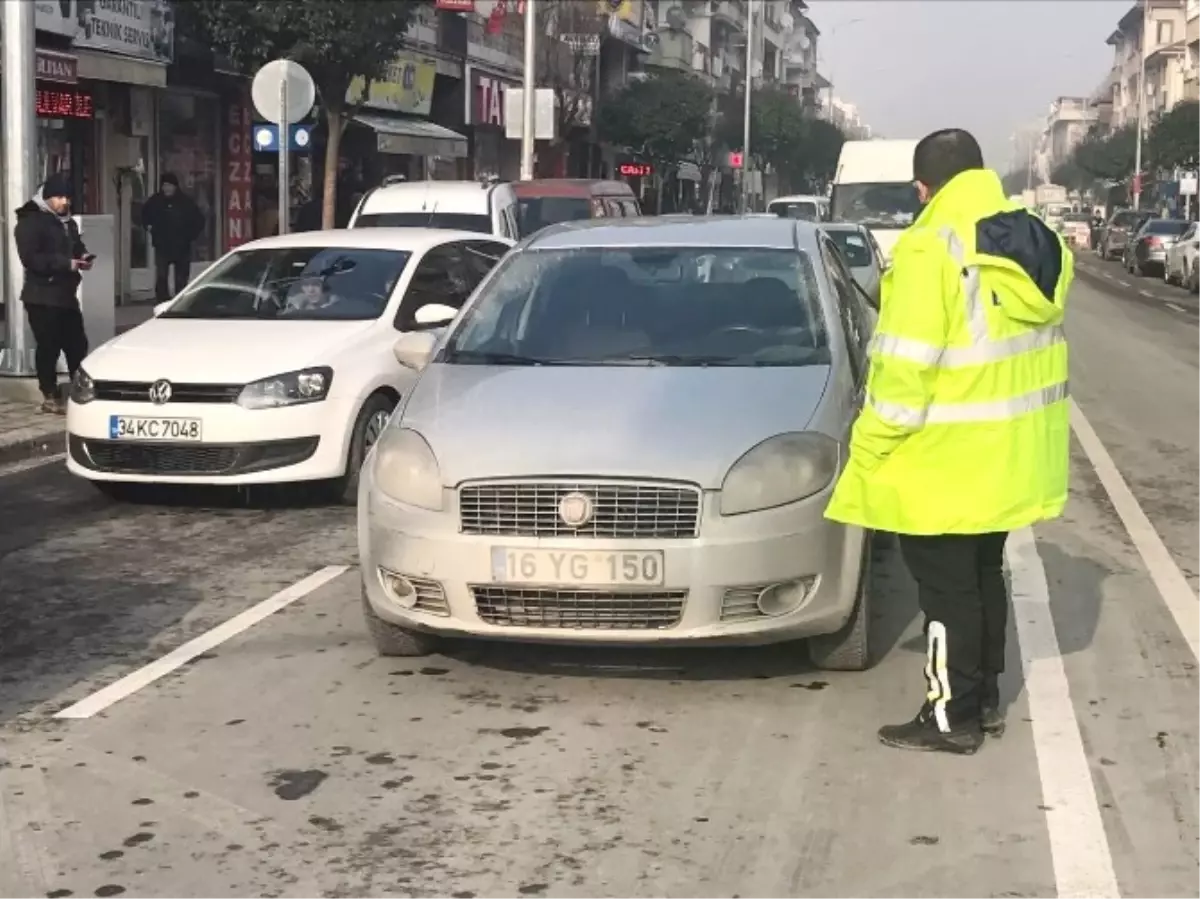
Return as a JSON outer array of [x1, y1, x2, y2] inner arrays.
[[826, 129, 1072, 755]]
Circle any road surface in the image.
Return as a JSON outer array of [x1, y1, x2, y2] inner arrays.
[[0, 270, 1195, 898]]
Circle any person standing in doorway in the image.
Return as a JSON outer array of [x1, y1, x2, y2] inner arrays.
[[13, 173, 93, 414], [142, 173, 204, 302], [825, 129, 1072, 755]]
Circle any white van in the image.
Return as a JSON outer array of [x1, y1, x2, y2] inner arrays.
[[830, 139, 921, 261], [766, 194, 829, 221], [349, 179, 521, 241]]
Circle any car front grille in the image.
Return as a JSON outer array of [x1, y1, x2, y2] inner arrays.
[[471, 586, 687, 630], [459, 479, 701, 539], [69, 434, 319, 476], [92, 380, 243, 404], [720, 585, 768, 622]]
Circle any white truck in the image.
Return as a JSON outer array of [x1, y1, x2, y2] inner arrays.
[[829, 139, 920, 260], [1035, 184, 1069, 229]]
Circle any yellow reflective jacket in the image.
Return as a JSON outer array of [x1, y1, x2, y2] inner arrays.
[[825, 168, 1072, 535]]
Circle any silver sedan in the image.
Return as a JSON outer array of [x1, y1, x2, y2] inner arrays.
[[358, 215, 879, 670]]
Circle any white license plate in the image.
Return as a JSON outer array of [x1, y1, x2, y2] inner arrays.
[[108, 415, 202, 441], [491, 548, 665, 587]]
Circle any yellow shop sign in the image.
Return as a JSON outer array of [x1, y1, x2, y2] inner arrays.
[[347, 54, 436, 116]]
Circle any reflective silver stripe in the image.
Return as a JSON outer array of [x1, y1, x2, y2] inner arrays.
[[938, 226, 990, 344], [871, 325, 1065, 368], [925, 381, 1068, 424], [869, 381, 1068, 428]]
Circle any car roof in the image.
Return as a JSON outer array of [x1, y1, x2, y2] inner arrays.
[[820, 222, 865, 233], [512, 179, 636, 198], [360, 181, 506, 215], [770, 194, 827, 204], [525, 215, 819, 251], [229, 228, 503, 253]]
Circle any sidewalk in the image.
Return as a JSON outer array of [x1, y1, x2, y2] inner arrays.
[[0, 302, 155, 465]]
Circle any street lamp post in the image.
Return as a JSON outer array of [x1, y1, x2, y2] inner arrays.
[[1133, 2, 1147, 211], [0, 0, 37, 377], [741, 2, 754, 213], [520, 0, 537, 181]]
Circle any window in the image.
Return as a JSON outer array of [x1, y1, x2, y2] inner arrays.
[[440, 245, 829, 368], [605, 198, 625, 217], [620, 199, 640, 217], [516, 196, 593, 236], [770, 200, 820, 221], [395, 244, 479, 331], [826, 229, 875, 268], [1157, 20, 1174, 45], [160, 247, 411, 321], [820, 240, 869, 383], [158, 92, 218, 262], [355, 211, 493, 233], [830, 182, 921, 227]]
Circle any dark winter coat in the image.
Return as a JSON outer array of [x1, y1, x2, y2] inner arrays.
[[14, 201, 88, 309], [142, 190, 204, 258]]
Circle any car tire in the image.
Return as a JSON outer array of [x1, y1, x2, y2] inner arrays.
[[328, 392, 396, 506], [1190, 264, 1199, 293], [361, 589, 440, 657], [809, 544, 872, 671]]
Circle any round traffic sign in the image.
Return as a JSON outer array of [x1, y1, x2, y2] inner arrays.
[[251, 59, 316, 126]]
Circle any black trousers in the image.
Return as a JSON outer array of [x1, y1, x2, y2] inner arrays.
[[898, 532, 1009, 730], [155, 252, 191, 301], [25, 304, 88, 398]]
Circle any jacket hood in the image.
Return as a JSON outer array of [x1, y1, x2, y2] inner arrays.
[[916, 168, 1071, 327]]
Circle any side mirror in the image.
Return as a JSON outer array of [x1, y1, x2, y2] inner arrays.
[[153, 301, 172, 317], [411, 302, 458, 330], [393, 331, 438, 371]]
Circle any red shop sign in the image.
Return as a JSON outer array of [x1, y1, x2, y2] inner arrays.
[[36, 89, 92, 119], [471, 69, 517, 128], [436, 0, 476, 9], [222, 96, 254, 251]]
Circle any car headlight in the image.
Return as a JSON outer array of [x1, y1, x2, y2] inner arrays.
[[236, 367, 332, 410], [372, 427, 444, 511], [720, 432, 840, 516], [70, 367, 95, 404]]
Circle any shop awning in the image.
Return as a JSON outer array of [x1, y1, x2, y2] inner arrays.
[[353, 114, 468, 159]]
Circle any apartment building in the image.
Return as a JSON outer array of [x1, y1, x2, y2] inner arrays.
[[1105, 0, 1192, 130], [829, 96, 871, 139], [1037, 96, 1100, 177]]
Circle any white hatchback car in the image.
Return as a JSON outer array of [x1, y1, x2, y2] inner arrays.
[[1164, 221, 1199, 291], [349, 180, 521, 242], [67, 229, 512, 501]]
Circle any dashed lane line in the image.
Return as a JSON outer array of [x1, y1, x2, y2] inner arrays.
[[53, 565, 349, 719], [0, 452, 65, 479], [1069, 400, 1199, 660], [1166, 302, 1189, 313], [1008, 527, 1120, 899]]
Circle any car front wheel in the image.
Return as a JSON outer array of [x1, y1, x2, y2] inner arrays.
[[809, 544, 873, 671], [361, 589, 441, 656], [327, 392, 396, 505]]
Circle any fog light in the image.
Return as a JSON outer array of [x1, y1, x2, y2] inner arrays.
[[379, 568, 418, 609], [756, 576, 819, 617]]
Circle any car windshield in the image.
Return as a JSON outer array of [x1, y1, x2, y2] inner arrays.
[[1144, 219, 1189, 235], [440, 246, 829, 368], [161, 247, 411, 320], [830, 182, 920, 227], [356, 212, 492, 233], [517, 197, 592, 236], [826, 230, 875, 268], [1112, 211, 1140, 227], [769, 200, 821, 221], [1063, 213, 1091, 223]]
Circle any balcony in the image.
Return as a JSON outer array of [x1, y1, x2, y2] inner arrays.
[[712, 0, 746, 30], [647, 29, 695, 73]]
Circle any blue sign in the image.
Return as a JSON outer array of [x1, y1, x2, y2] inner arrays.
[[252, 124, 313, 153]]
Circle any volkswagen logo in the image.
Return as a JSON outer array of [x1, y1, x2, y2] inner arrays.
[[558, 491, 595, 529], [148, 379, 173, 405]]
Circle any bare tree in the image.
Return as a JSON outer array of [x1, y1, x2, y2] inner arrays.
[[535, 1, 608, 162]]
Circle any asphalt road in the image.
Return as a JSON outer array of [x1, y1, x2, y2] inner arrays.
[[0, 270, 1195, 898]]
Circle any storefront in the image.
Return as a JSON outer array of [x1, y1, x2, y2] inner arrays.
[[157, 89, 220, 264], [465, 65, 520, 181], [31, 49, 98, 211]]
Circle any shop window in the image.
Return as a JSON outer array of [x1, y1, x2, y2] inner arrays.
[[158, 92, 219, 262]]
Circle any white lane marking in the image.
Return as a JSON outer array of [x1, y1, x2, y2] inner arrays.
[[1070, 400, 1199, 659], [1116, 281, 1132, 287], [1138, 289, 1156, 298], [1007, 527, 1120, 899], [0, 452, 65, 479], [1101, 272, 1116, 281], [1166, 302, 1187, 313], [54, 565, 349, 719]]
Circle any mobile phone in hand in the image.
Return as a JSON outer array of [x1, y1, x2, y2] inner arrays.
[[82, 253, 96, 263]]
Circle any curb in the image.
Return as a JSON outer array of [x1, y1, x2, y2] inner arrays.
[[0, 427, 64, 468]]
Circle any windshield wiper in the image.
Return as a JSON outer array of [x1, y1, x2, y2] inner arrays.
[[445, 349, 575, 366], [601, 354, 744, 366]]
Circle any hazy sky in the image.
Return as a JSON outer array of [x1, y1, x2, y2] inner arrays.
[[806, 0, 1130, 171]]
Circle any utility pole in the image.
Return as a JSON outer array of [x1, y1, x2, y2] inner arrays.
[[0, 0, 37, 377], [741, 2, 754, 213], [1133, 0, 1147, 211], [520, 0, 537, 181]]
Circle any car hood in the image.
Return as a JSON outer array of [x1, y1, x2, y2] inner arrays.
[[84, 318, 376, 385], [401, 363, 832, 488]]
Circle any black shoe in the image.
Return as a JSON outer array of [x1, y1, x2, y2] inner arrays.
[[981, 675, 1005, 736], [878, 709, 984, 755]]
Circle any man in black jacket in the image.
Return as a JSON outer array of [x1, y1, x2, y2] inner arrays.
[[142, 173, 204, 302], [13, 173, 92, 414]]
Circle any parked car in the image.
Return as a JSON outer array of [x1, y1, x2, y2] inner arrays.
[[1059, 212, 1092, 250], [1164, 221, 1199, 291], [1123, 217, 1191, 276], [767, 194, 830, 222], [1099, 208, 1146, 260], [358, 216, 883, 670], [512, 179, 641, 237], [67, 229, 513, 502], [821, 222, 884, 308], [349, 179, 521, 241]]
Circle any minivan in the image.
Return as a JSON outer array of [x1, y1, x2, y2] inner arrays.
[[513, 179, 641, 237]]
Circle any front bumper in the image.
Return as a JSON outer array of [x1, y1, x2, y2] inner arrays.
[[65, 397, 358, 484], [359, 473, 866, 647]]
